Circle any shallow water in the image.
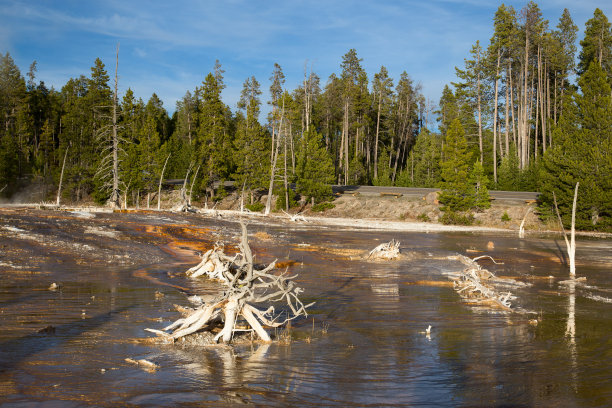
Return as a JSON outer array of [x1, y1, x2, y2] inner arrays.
[[0, 209, 611, 407]]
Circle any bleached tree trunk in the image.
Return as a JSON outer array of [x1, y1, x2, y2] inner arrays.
[[374, 88, 382, 180], [283, 123, 289, 211], [477, 56, 483, 164], [344, 99, 349, 185], [505, 64, 510, 157], [553, 183, 579, 278], [521, 30, 530, 170], [264, 101, 284, 216], [569, 183, 578, 277], [56, 146, 69, 207], [493, 50, 500, 183], [109, 43, 121, 209], [188, 163, 201, 206], [157, 153, 171, 210]]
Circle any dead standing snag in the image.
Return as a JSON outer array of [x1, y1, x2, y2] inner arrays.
[[147, 222, 312, 344]]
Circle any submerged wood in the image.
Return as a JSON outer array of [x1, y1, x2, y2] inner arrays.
[[367, 239, 401, 260], [146, 222, 312, 344]]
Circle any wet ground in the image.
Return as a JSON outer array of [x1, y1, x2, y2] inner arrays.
[[0, 208, 611, 407]]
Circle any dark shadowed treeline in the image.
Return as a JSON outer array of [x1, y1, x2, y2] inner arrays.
[[0, 3, 610, 229]]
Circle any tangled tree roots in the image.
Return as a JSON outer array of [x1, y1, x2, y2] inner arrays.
[[367, 240, 401, 260], [448, 255, 527, 311], [146, 223, 313, 344]]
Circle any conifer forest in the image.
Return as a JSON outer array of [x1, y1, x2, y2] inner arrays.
[[1, 3, 610, 231]]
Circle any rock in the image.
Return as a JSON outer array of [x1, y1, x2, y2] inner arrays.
[[423, 191, 439, 205]]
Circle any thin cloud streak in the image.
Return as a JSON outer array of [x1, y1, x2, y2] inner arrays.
[[2, 0, 609, 115]]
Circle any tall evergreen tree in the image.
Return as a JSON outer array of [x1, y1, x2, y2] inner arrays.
[[233, 76, 270, 201], [578, 9, 612, 78], [438, 119, 475, 212], [540, 61, 612, 230], [296, 129, 334, 203]]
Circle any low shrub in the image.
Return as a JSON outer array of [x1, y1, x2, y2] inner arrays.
[[501, 211, 511, 222], [245, 202, 265, 212], [417, 213, 431, 222], [440, 211, 474, 225], [311, 202, 335, 212]]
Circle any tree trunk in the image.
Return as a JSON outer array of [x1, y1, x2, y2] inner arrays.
[[157, 154, 171, 210], [283, 125, 289, 212], [188, 164, 201, 206], [505, 63, 510, 157], [344, 99, 349, 185], [56, 146, 69, 207], [264, 108, 282, 215], [109, 44, 121, 209], [374, 89, 382, 180], [493, 49, 500, 183]]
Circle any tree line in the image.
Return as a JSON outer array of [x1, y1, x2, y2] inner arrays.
[[0, 2, 610, 230]]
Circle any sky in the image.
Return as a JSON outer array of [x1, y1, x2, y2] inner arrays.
[[1, 0, 609, 120]]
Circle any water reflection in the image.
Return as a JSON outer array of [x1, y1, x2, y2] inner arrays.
[[566, 279, 577, 392]]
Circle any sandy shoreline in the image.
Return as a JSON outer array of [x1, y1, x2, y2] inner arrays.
[[2, 203, 611, 238]]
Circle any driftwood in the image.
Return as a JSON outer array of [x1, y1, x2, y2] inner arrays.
[[147, 223, 312, 344], [281, 210, 307, 223], [367, 240, 401, 260], [448, 255, 523, 311]]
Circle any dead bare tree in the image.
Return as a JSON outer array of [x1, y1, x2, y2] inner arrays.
[[56, 145, 69, 206], [94, 43, 124, 209], [109, 43, 120, 208], [553, 182, 579, 277], [146, 223, 312, 343], [188, 163, 201, 206], [157, 153, 171, 210], [264, 95, 285, 215]]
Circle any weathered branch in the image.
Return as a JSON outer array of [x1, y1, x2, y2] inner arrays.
[[147, 222, 311, 344]]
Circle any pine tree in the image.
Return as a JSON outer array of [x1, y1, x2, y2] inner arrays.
[[497, 145, 520, 191], [438, 119, 475, 212], [373, 148, 392, 186], [233, 77, 270, 200], [197, 72, 230, 192], [578, 9, 612, 78], [471, 160, 491, 210], [296, 129, 334, 203], [540, 62, 612, 230], [0, 52, 26, 190], [372, 66, 393, 181]]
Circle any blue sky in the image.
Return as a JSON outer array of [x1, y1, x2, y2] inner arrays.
[[1, 0, 609, 119]]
